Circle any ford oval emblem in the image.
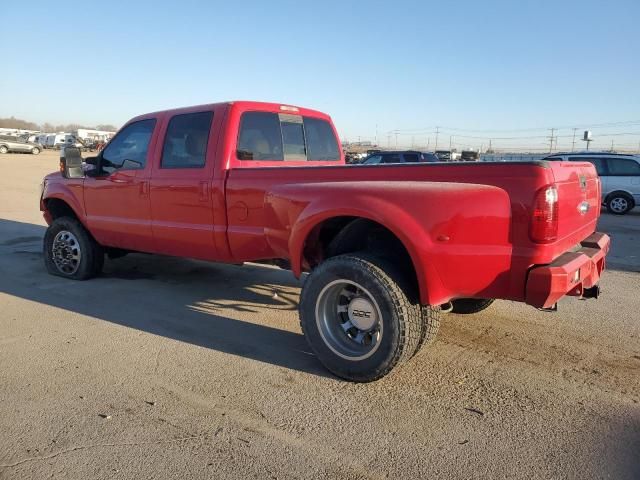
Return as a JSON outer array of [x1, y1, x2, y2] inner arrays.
[[578, 201, 590, 215]]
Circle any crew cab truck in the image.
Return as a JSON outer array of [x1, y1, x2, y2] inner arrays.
[[40, 101, 610, 382]]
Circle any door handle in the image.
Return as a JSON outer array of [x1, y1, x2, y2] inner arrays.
[[199, 181, 209, 202], [140, 180, 149, 196]]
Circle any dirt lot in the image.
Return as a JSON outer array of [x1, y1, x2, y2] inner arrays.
[[0, 150, 639, 479]]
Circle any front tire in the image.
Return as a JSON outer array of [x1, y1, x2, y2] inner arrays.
[[31, 147, 41, 155], [43, 217, 104, 280], [451, 298, 495, 314], [300, 253, 430, 382], [606, 193, 634, 215]]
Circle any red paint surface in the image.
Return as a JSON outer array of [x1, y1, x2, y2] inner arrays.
[[41, 101, 609, 307]]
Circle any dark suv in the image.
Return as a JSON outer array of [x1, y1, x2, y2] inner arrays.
[[362, 151, 439, 164]]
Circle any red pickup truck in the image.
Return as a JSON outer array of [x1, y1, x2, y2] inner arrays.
[[40, 101, 610, 382]]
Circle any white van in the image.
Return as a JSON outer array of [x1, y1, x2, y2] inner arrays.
[[544, 152, 640, 215]]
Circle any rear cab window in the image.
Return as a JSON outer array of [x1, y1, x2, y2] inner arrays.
[[236, 109, 340, 165]]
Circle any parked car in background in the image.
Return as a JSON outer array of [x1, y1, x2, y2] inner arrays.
[[435, 150, 460, 161], [460, 150, 480, 162], [362, 150, 439, 164], [543, 152, 640, 215], [0, 135, 42, 155]]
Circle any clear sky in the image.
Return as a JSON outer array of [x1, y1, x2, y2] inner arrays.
[[2, 0, 639, 151]]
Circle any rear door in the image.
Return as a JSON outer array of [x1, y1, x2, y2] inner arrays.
[[149, 109, 220, 260], [603, 157, 640, 197]]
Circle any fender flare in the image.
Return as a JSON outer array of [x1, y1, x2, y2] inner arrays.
[[287, 201, 446, 306]]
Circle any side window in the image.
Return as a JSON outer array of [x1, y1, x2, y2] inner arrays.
[[545, 157, 563, 161], [605, 158, 640, 176], [382, 154, 401, 163], [237, 112, 283, 160], [102, 119, 156, 172], [304, 117, 340, 161], [364, 155, 382, 164], [571, 157, 606, 176], [280, 114, 306, 161], [161, 111, 213, 168], [403, 153, 419, 163]]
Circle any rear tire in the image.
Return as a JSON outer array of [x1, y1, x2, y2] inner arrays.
[[451, 298, 495, 314], [606, 193, 634, 215], [43, 217, 104, 280], [299, 253, 429, 382], [0, 146, 8, 154]]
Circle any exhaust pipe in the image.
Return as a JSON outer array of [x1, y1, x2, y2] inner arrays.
[[440, 302, 453, 313]]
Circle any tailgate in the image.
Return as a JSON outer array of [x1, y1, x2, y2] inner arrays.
[[548, 161, 601, 248]]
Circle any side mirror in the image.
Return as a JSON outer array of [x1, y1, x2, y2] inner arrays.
[[60, 147, 85, 179]]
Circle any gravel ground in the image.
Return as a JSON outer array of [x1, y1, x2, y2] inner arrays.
[[0, 151, 638, 479]]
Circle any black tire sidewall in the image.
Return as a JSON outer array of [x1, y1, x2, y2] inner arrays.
[[300, 257, 403, 381], [43, 217, 98, 280]]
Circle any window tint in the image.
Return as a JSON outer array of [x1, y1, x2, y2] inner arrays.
[[605, 158, 640, 175], [304, 117, 340, 161], [280, 115, 306, 161], [364, 155, 382, 164], [381, 154, 401, 163], [237, 112, 340, 162], [161, 111, 213, 168], [237, 112, 283, 161], [403, 153, 419, 163], [570, 157, 607, 176], [545, 157, 563, 161], [102, 119, 155, 172]]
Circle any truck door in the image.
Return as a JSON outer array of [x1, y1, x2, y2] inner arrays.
[[149, 110, 219, 259], [83, 119, 156, 251]]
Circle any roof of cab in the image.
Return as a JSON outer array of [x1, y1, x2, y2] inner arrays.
[[127, 100, 331, 124]]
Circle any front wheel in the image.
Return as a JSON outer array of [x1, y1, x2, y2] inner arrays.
[[43, 217, 104, 280], [299, 254, 432, 382], [31, 147, 41, 155], [606, 193, 634, 215]]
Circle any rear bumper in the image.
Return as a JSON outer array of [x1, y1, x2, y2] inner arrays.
[[525, 232, 610, 309]]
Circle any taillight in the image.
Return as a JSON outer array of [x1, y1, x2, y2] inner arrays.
[[529, 185, 558, 243]]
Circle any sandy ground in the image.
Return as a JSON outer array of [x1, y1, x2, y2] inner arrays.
[[0, 150, 638, 479]]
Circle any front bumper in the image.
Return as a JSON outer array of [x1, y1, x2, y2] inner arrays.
[[525, 232, 610, 309]]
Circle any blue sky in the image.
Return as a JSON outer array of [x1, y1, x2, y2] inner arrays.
[[2, 0, 639, 150]]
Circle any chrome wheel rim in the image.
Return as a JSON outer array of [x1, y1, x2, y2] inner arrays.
[[52, 230, 81, 275], [610, 197, 628, 213], [315, 279, 383, 361], [0, 147, 7, 154]]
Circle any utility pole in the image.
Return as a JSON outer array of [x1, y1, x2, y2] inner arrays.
[[375, 124, 378, 146], [387, 134, 391, 147], [395, 131, 399, 148], [434, 127, 440, 151], [411, 136, 415, 148], [427, 138, 430, 150], [449, 135, 453, 151], [489, 139, 492, 152], [572, 128, 577, 152], [548, 128, 556, 153], [610, 139, 614, 152]]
